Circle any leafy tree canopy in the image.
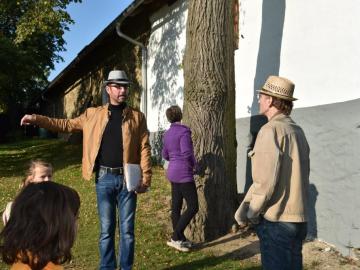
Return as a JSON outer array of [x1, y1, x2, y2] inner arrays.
[[0, 0, 81, 113]]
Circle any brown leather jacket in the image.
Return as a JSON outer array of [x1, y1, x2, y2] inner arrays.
[[33, 104, 152, 186]]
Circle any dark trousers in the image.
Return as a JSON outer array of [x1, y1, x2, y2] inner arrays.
[[171, 181, 199, 241], [255, 218, 307, 270]]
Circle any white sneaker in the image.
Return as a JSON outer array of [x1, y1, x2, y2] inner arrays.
[[166, 239, 190, 252]]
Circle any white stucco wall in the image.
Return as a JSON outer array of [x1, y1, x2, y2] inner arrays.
[[147, 0, 360, 122], [235, 0, 360, 119], [235, 0, 360, 256], [145, 0, 188, 132], [280, 1, 360, 107]]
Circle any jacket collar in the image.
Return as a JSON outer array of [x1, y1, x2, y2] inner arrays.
[[269, 113, 287, 122], [122, 105, 131, 123], [105, 103, 131, 123]]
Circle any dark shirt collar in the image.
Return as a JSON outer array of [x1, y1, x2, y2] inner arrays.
[[109, 102, 127, 111]]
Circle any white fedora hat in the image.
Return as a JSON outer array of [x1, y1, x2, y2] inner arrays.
[[104, 70, 131, 85]]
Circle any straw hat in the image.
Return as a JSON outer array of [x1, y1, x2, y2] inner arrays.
[[104, 70, 131, 85], [257, 75, 297, 101]]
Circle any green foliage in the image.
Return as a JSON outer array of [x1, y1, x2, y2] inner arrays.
[[0, 139, 261, 269], [0, 0, 81, 112]]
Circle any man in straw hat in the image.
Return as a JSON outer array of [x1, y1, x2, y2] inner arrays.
[[20, 70, 152, 270], [235, 75, 310, 270]]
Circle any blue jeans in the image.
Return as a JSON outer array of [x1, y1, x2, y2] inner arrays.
[[96, 172, 137, 270], [255, 218, 307, 270]]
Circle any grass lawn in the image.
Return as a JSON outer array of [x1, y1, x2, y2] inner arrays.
[[0, 138, 260, 270]]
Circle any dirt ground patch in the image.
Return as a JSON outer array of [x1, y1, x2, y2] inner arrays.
[[198, 229, 360, 270]]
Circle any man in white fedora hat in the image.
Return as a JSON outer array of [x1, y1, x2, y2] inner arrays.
[[235, 75, 310, 270], [20, 70, 152, 270]]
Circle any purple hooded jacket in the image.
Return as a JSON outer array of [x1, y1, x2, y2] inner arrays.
[[162, 123, 196, 183]]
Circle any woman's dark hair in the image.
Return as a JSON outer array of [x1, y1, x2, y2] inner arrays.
[[166, 105, 183, 123], [0, 181, 80, 270], [271, 97, 293, 115]]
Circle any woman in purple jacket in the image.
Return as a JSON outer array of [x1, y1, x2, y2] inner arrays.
[[162, 105, 199, 252]]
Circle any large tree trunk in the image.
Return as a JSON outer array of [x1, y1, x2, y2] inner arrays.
[[183, 0, 237, 241]]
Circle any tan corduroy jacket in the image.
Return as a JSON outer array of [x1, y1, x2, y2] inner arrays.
[[236, 113, 310, 223], [33, 104, 152, 186]]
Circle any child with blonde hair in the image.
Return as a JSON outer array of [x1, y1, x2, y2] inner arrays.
[[2, 159, 53, 225]]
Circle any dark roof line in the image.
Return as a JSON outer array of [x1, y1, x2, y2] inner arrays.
[[47, 0, 143, 90]]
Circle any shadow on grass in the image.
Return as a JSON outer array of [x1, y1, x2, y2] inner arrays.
[[163, 250, 261, 270], [164, 230, 260, 270], [0, 138, 82, 178], [197, 233, 244, 249]]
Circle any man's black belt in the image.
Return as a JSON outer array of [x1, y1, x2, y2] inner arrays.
[[99, 166, 124, 175]]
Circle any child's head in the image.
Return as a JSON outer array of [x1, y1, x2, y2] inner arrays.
[[23, 159, 53, 186], [0, 181, 80, 269]]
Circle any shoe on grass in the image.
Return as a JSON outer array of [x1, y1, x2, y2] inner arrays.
[[166, 239, 190, 252]]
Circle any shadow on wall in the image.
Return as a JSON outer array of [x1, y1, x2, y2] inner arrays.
[[149, 0, 187, 113], [62, 71, 105, 143], [307, 183, 318, 239], [243, 0, 286, 193], [75, 77, 96, 115], [150, 129, 165, 165]]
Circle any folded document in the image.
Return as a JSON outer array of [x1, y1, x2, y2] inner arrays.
[[124, 163, 142, 191]]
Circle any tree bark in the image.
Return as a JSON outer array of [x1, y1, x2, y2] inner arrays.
[[183, 0, 237, 241]]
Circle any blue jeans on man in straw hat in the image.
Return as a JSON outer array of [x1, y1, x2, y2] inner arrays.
[[96, 172, 136, 270], [255, 218, 307, 270]]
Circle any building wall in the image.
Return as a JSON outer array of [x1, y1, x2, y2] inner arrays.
[[235, 0, 360, 256], [145, 0, 360, 255], [145, 0, 188, 133], [294, 100, 360, 255], [235, 0, 360, 118]]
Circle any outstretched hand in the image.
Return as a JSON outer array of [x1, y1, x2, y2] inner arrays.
[[20, 114, 35, 126]]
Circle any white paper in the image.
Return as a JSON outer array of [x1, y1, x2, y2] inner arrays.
[[163, 160, 169, 170], [124, 163, 141, 191]]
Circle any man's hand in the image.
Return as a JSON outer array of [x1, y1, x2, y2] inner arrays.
[[135, 183, 149, 194], [20, 114, 35, 126], [234, 201, 249, 227]]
